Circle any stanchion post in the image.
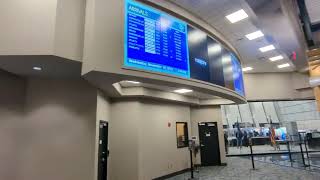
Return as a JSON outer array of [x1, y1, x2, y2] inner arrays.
[[287, 141, 292, 162], [189, 148, 194, 179], [304, 139, 310, 159], [304, 139, 310, 167], [249, 144, 255, 169], [299, 142, 306, 167]]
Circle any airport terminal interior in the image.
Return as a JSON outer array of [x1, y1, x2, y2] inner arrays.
[[1, 0, 320, 180]]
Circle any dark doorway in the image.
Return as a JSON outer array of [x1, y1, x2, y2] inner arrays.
[[198, 122, 221, 166], [98, 121, 108, 180]]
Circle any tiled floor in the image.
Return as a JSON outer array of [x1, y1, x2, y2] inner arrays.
[[254, 153, 320, 172], [166, 157, 320, 180]]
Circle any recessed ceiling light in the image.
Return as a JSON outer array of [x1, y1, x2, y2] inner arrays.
[[277, 63, 290, 69], [173, 89, 193, 94], [269, 55, 284, 61], [245, 30, 264, 40], [124, 80, 140, 84], [259, 45, 275, 52], [33, 67, 42, 71], [226, 9, 249, 23], [242, 67, 253, 72]]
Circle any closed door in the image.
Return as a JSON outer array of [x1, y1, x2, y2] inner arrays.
[[98, 121, 108, 180], [198, 122, 221, 166]]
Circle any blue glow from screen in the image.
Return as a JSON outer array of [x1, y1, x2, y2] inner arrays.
[[195, 58, 208, 66], [124, 0, 190, 78], [231, 54, 245, 96]]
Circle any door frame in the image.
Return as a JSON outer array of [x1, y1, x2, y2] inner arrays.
[[198, 122, 221, 166], [98, 120, 108, 180]]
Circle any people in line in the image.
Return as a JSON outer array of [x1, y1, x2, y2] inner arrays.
[[225, 126, 287, 153]]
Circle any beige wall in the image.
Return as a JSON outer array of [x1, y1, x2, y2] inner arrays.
[[109, 99, 225, 179], [109, 99, 192, 180], [0, 70, 25, 180], [190, 106, 226, 165], [109, 100, 140, 180], [0, 70, 227, 180], [0, 0, 85, 61], [82, 0, 124, 74], [54, 0, 86, 61], [244, 72, 313, 101], [96, 91, 111, 122], [138, 100, 191, 180], [0, 0, 57, 55], [0, 73, 98, 180], [20, 78, 97, 180]]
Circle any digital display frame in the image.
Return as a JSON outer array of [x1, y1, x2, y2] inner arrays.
[[124, 0, 190, 78], [123, 0, 245, 97]]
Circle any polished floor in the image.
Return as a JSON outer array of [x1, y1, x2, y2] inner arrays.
[[228, 144, 320, 155], [254, 152, 320, 172], [166, 157, 320, 180]]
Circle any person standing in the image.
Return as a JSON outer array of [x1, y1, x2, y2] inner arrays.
[[224, 132, 229, 154], [236, 128, 243, 149], [243, 130, 248, 147]]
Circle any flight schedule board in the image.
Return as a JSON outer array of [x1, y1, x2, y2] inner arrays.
[[123, 0, 245, 97], [124, 0, 190, 78]]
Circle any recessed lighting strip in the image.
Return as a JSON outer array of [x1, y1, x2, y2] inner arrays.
[[242, 67, 253, 72], [245, 30, 264, 40], [124, 80, 140, 84], [269, 55, 284, 61], [277, 63, 290, 68], [259, 45, 275, 52], [226, 9, 249, 23], [173, 89, 193, 94], [33, 67, 42, 71]]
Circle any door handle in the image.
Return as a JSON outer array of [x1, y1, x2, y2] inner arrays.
[[201, 144, 205, 147]]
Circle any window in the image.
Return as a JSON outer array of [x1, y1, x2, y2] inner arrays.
[[176, 122, 189, 148]]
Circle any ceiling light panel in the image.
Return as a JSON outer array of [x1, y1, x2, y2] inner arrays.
[[245, 30, 264, 40], [33, 67, 42, 71], [226, 9, 249, 23], [242, 67, 253, 71], [124, 80, 140, 84], [173, 89, 193, 94], [277, 63, 290, 68], [259, 45, 275, 52], [269, 55, 284, 61]]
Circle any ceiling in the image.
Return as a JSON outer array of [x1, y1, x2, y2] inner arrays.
[[168, 0, 308, 73], [0, 55, 82, 79], [305, 0, 320, 25]]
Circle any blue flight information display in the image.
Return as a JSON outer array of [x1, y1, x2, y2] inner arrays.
[[123, 0, 245, 97], [124, 0, 190, 78], [231, 54, 245, 96]]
